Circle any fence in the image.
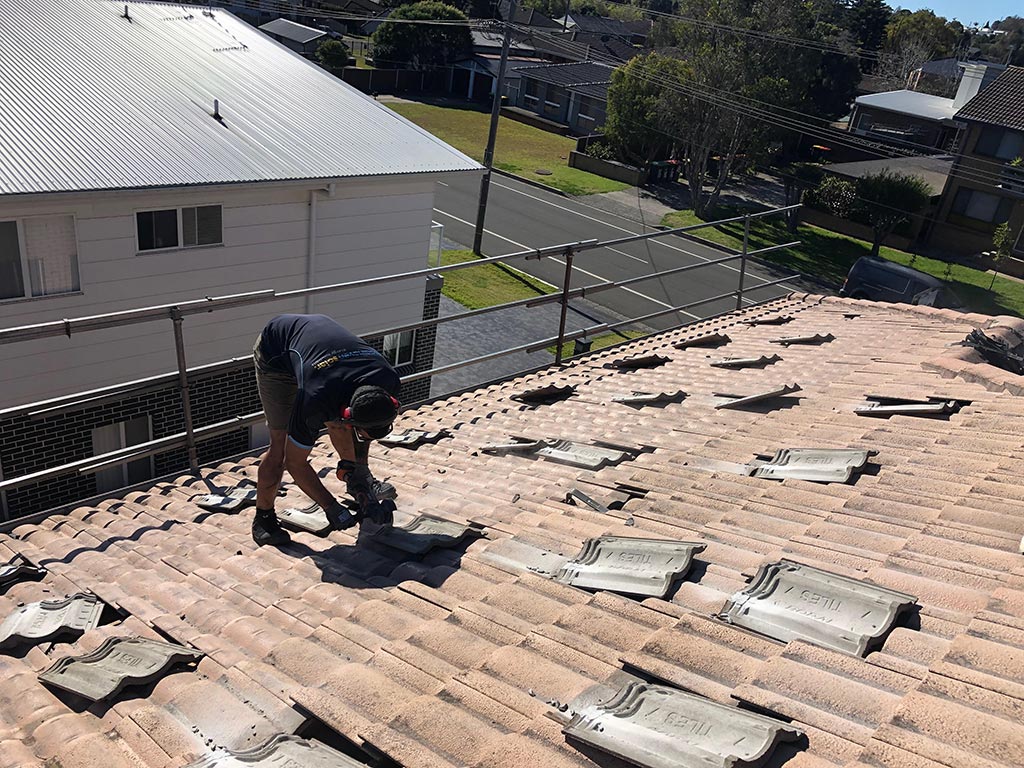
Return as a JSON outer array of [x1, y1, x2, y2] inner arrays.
[[0, 207, 801, 523]]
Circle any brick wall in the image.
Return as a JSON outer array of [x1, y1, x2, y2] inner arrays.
[[0, 277, 444, 522]]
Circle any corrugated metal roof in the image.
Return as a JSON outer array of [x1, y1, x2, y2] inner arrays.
[[258, 18, 326, 45], [955, 65, 1024, 131], [854, 89, 959, 122], [516, 61, 613, 88], [0, 0, 481, 196]]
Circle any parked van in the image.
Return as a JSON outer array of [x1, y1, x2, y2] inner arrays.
[[840, 256, 963, 309]]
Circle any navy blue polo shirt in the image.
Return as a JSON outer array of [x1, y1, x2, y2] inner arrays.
[[257, 314, 400, 448]]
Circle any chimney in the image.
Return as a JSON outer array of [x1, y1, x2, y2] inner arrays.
[[953, 62, 1002, 109]]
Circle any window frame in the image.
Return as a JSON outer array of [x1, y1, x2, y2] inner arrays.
[[0, 213, 82, 304], [135, 204, 224, 254], [383, 330, 416, 367]]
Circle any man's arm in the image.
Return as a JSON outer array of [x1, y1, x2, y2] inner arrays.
[[283, 440, 338, 510]]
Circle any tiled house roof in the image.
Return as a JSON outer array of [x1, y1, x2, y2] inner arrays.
[[955, 65, 1024, 131], [3, 293, 1024, 767]]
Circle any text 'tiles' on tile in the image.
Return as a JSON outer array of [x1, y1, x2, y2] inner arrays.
[[0, 592, 104, 650], [563, 680, 802, 768], [719, 559, 917, 657], [747, 448, 871, 483], [185, 734, 370, 767], [38, 636, 204, 701], [553, 536, 706, 599], [0, 554, 46, 593]]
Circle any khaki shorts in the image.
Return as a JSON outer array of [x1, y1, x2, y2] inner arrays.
[[253, 334, 297, 432]]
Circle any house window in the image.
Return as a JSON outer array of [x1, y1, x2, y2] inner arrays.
[[524, 79, 540, 107], [137, 205, 222, 252], [974, 126, 1024, 160], [383, 330, 415, 367], [90, 416, 153, 493], [0, 215, 80, 301], [950, 188, 1013, 224]]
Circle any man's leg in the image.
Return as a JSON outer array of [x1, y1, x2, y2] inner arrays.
[[256, 429, 288, 509], [253, 339, 296, 546]]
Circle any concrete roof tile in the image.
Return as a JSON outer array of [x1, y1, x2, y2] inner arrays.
[[7, 293, 1024, 766]]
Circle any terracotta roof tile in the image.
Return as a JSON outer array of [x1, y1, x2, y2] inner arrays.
[[5, 293, 1024, 767]]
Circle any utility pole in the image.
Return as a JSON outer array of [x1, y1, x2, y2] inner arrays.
[[472, 4, 515, 256]]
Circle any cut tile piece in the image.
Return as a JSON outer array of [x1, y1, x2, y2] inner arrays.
[[605, 354, 671, 371], [0, 593, 104, 650], [714, 383, 802, 410], [745, 315, 793, 326], [511, 384, 575, 406], [369, 515, 484, 554], [0, 554, 46, 593], [278, 503, 332, 535], [710, 354, 782, 369], [611, 390, 687, 406], [378, 429, 452, 448], [185, 734, 368, 767], [192, 488, 258, 512], [563, 681, 802, 768], [674, 332, 731, 349], [854, 395, 966, 418], [39, 636, 203, 701], [565, 488, 611, 514], [720, 559, 917, 656], [480, 439, 547, 456], [553, 537, 705, 598], [770, 333, 835, 346], [747, 448, 870, 483]]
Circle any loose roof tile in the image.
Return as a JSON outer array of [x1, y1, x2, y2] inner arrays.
[[38, 637, 204, 702], [604, 354, 672, 371], [562, 680, 802, 768], [745, 315, 794, 326], [510, 384, 576, 406], [277, 503, 333, 536], [185, 734, 368, 767], [673, 332, 731, 349], [378, 429, 453, 448], [611, 390, 687, 406], [748, 448, 872, 483], [368, 515, 485, 554], [714, 383, 803, 410], [552, 536, 705, 598], [720, 560, 917, 656], [0, 593, 104, 650], [770, 333, 836, 347], [710, 354, 783, 369], [0, 553, 46, 592]]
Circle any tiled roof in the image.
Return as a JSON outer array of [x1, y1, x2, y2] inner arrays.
[[955, 65, 1024, 131], [516, 61, 614, 88], [3, 293, 1024, 767], [568, 15, 633, 38], [566, 81, 610, 100]]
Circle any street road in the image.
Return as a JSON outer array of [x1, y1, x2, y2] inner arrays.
[[432, 173, 807, 331]]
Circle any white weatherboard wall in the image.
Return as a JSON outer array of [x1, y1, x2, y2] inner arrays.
[[0, 176, 440, 409]]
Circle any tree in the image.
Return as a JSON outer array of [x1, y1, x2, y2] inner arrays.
[[604, 52, 691, 167], [990, 222, 1014, 290], [974, 17, 1024, 66], [847, 0, 892, 52], [855, 170, 931, 256], [316, 39, 350, 72], [884, 9, 958, 57], [372, 2, 472, 69], [809, 175, 858, 218]]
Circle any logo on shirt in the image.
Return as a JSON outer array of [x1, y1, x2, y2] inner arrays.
[[311, 348, 378, 371]]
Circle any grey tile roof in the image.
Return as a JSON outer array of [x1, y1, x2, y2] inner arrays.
[[954, 65, 1024, 130], [258, 18, 325, 44], [0, 0, 480, 195]]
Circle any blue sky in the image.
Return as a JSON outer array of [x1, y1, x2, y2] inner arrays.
[[895, 2, 1020, 26]]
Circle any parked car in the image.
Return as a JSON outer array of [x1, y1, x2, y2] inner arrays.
[[840, 256, 963, 309]]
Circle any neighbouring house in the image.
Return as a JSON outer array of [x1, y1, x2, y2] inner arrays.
[[908, 57, 1006, 97], [932, 65, 1024, 256], [849, 62, 1005, 152], [514, 61, 614, 133], [258, 17, 326, 55], [0, 0, 481, 517], [450, 55, 545, 101], [4, 291, 1024, 768], [554, 13, 643, 44], [814, 155, 955, 246]]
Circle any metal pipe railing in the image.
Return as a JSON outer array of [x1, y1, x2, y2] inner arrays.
[[0, 206, 803, 509]]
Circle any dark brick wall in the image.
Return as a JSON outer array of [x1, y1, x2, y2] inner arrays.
[[0, 277, 444, 522]]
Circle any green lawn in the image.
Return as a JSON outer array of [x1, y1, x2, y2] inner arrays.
[[437, 249, 555, 309], [388, 102, 628, 196], [661, 209, 1024, 318], [548, 329, 647, 358]]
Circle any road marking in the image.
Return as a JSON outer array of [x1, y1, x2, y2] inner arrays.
[[437, 181, 449, 187], [606, 245, 648, 264], [492, 180, 797, 291], [432, 207, 699, 319]]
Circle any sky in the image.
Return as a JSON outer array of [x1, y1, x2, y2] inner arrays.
[[894, 1, 1020, 26]]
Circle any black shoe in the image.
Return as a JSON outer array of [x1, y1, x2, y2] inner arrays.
[[252, 513, 291, 546]]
